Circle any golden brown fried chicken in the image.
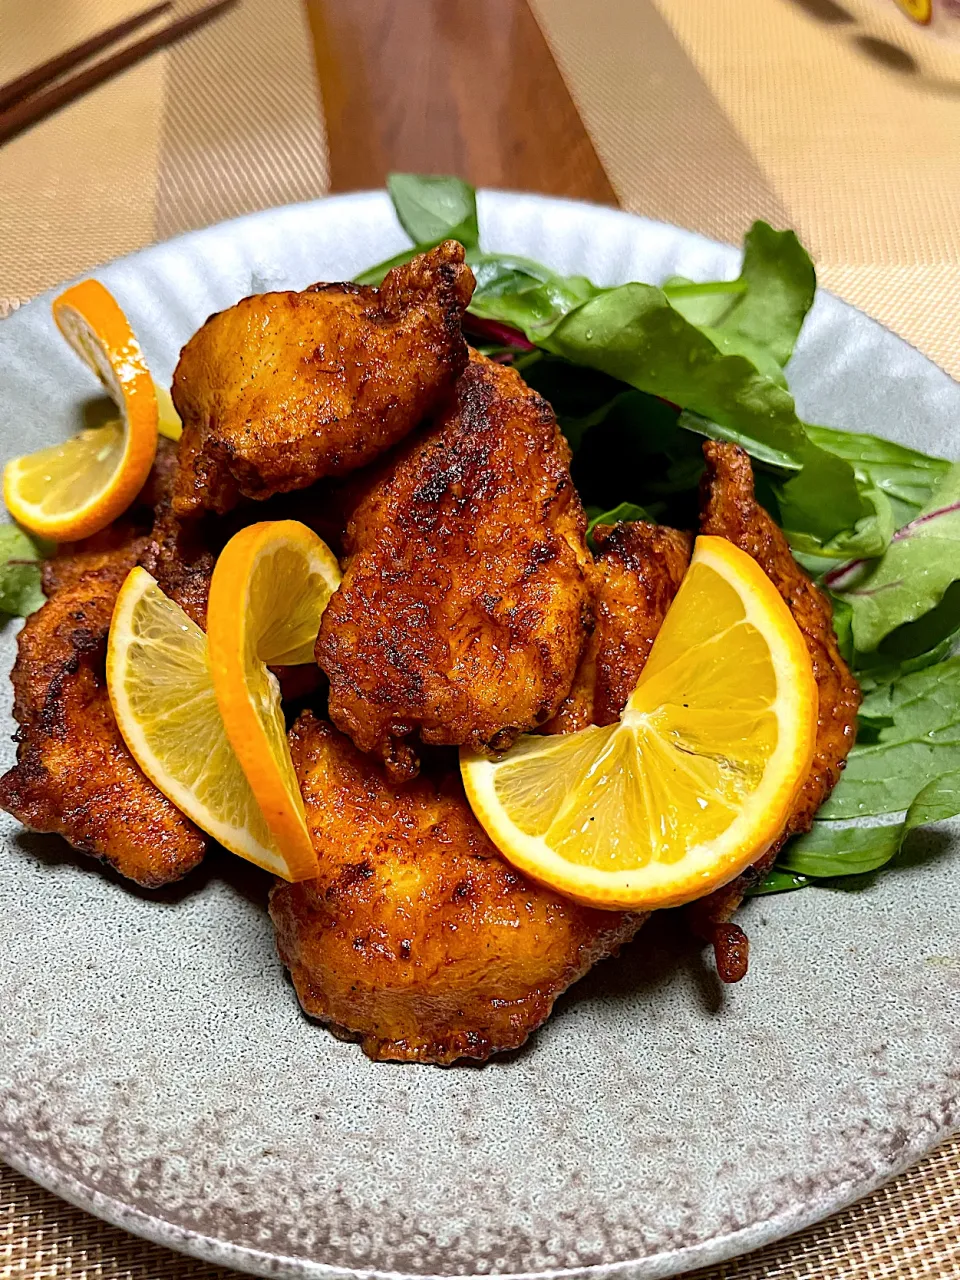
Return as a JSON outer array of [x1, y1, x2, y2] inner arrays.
[[687, 441, 861, 980], [137, 507, 216, 630], [270, 713, 644, 1063], [547, 520, 692, 734], [42, 521, 146, 597], [316, 351, 594, 780], [171, 241, 475, 516], [0, 540, 207, 887]]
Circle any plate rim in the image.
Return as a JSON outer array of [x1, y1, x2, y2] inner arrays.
[[3, 1119, 951, 1280]]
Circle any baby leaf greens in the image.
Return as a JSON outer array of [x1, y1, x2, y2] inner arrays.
[[829, 463, 960, 652], [387, 173, 480, 250], [779, 773, 960, 881], [0, 524, 50, 618], [820, 657, 960, 821], [366, 174, 960, 892], [665, 221, 815, 379]]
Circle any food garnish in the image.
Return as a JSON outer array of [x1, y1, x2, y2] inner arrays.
[[155, 382, 183, 441], [4, 280, 158, 541], [107, 565, 309, 879], [206, 521, 341, 877], [462, 537, 817, 910], [0, 524, 50, 618]]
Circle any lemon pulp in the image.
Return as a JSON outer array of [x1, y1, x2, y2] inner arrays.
[[462, 537, 817, 910], [7, 421, 126, 517], [108, 567, 290, 875]]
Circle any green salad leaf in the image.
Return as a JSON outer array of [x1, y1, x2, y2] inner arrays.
[[387, 173, 480, 250], [0, 524, 50, 618], [854, 580, 960, 689], [779, 821, 904, 879], [355, 174, 481, 284], [587, 502, 651, 531], [818, 656, 960, 820], [830, 463, 960, 652], [538, 288, 870, 551], [758, 665, 960, 889], [586, 502, 651, 550], [751, 868, 811, 895], [667, 221, 815, 381], [470, 255, 601, 335], [806, 423, 951, 530], [775, 772, 960, 881]]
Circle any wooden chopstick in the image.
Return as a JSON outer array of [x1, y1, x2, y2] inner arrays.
[[0, 2, 173, 114], [0, 0, 239, 148]]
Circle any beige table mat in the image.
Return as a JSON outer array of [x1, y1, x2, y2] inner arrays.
[[1, 0, 960, 1277], [0, 0, 328, 312], [534, 0, 960, 380]]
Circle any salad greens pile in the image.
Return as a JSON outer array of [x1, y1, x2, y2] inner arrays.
[[360, 173, 960, 894]]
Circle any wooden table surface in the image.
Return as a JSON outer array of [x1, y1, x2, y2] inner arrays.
[[307, 0, 617, 200]]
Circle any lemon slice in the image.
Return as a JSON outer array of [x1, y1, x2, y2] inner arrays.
[[206, 521, 342, 875], [4, 280, 158, 541], [155, 382, 182, 441], [107, 567, 309, 878], [461, 536, 817, 911]]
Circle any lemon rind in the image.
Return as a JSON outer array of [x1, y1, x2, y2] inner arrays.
[[206, 522, 342, 878], [107, 567, 294, 878], [460, 536, 818, 911]]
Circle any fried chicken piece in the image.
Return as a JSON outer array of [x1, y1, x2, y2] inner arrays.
[[547, 521, 692, 733], [270, 713, 644, 1063], [687, 441, 861, 981], [42, 520, 147, 597], [0, 541, 207, 887], [171, 241, 475, 516], [316, 350, 594, 780], [137, 507, 217, 630]]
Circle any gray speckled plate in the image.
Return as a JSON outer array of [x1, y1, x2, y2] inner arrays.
[[1, 192, 958, 1280]]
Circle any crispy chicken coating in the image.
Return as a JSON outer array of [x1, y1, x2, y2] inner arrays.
[[42, 520, 147, 598], [0, 539, 207, 887], [687, 442, 861, 980], [171, 241, 475, 516], [270, 713, 644, 1064], [547, 520, 692, 733], [138, 507, 217, 630], [316, 351, 594, 780]]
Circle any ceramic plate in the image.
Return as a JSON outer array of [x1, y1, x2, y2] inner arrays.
[[0, 192, 958, 1280]]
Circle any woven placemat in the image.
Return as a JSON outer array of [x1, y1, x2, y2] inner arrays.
[[1, 0, 959, 1276], [0, 0, 328, 313], [534, 0, 960, 380], [4, 1134, 960, 1279]]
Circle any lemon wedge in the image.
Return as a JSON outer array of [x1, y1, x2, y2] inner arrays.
[[206, 521, 342, 877], [4, 280, 158, 541], [107, 566, 307, 878], [461, 536, 817, 911]]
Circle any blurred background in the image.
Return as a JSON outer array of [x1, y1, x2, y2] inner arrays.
[[3, 0, 960, 377]]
